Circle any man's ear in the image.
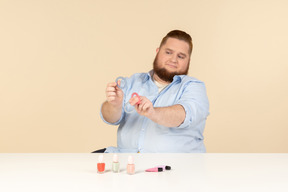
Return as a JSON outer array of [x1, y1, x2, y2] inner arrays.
[[156, 48, 159, 53]]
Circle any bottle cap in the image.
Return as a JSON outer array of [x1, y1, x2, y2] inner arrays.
[[128, 155, 134, 164], [98, 154, 104, 163], [165, 166, 171, 170], [113, 154, 118, 162]]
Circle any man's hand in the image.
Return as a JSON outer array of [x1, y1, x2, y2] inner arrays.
[[129, 96, 155, 118], [101, 80, 124, 123], [106, 81, 123, 108]]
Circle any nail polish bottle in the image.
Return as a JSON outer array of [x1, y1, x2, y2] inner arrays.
[[97, 154, 105, 174], [112, 154, 120, 173], [127, 155, 135, 175]]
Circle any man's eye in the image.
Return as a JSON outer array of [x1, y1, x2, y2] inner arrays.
[[166, 51, 172, 54], [178, 55, 185, 59]]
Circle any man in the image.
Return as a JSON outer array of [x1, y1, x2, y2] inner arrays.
[[100, 30, 209, 153]]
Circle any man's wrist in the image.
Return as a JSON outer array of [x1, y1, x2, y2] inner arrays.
[[147, 107, 159, 122]]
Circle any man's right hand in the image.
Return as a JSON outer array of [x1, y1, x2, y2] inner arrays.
[[106, 80, 124, 107], [101, 80, 124, 124]]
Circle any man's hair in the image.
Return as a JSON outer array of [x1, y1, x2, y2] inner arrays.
[[159, 30, 193, 56]]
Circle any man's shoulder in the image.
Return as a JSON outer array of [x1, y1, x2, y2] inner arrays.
[[129, 72, 150, 80], [180, 75, 205, 84]]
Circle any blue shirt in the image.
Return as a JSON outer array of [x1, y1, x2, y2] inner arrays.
[[100, 71, 209, 153]]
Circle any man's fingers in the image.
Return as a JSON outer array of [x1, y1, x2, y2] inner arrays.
[[106, 91, 117, 97], [106, 87, 116, 92], [106, 85, 117, 92], [106, 82, 123, 96], [139, 101, 149, 111], [107, 95, 117, 102], [142, 102, 150, 111], [129, 96, 141, 106]]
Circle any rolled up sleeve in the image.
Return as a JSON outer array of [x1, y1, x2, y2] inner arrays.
[[176, 81, 209, 129]]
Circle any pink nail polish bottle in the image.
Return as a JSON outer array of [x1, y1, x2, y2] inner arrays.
[[127, 155, 135, 175], [97, 154, 105, 174]]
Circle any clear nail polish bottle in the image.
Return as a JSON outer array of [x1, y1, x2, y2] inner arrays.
[[112, 154, 120, 173], [126, 155, 135, 175]]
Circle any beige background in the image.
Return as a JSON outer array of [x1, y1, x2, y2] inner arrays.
[[0, 0, 287, 153]]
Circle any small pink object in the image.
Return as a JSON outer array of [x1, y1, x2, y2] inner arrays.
[[124, 92, 141, 113], [131, 92, 141, 104], [145, 167, 163, 172]]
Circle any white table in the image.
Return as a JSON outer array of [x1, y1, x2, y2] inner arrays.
[[0, 153, 287, 192]]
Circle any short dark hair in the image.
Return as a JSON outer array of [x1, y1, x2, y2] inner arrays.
[[159, 30, 193, 55]]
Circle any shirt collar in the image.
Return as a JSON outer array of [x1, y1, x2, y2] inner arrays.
[[173, 75, 182, 82], [142, 70, 153, 82]]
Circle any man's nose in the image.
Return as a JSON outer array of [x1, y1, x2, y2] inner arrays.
[[170, 54, 178, 63]]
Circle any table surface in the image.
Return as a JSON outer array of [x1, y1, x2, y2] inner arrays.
[[0, 153, 287, 192]]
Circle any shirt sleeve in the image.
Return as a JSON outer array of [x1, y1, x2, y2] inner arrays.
[[175, 81, 210, 128]]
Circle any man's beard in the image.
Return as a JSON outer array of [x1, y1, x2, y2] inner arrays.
[[153, 54, 189, 83]]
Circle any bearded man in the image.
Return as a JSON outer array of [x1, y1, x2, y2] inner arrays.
[[98, 30, 209, 153]]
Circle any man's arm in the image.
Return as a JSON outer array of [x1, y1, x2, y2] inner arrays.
[[130, 96, 185, 127], [151, 105, 186, 127], [101, 101, 122, 124]]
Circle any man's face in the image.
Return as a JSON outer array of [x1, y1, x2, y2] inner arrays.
[[153, 37, 190, 82]]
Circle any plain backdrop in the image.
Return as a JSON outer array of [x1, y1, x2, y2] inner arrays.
[[1, 0, 287, 152]]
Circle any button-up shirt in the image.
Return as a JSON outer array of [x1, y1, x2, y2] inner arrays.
[[100, 71, 209, 153]]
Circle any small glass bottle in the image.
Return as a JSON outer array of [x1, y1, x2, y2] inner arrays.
[[112, 154, 120, 173], [126, 155, 135, 175], [97, 154, 105, 174]]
